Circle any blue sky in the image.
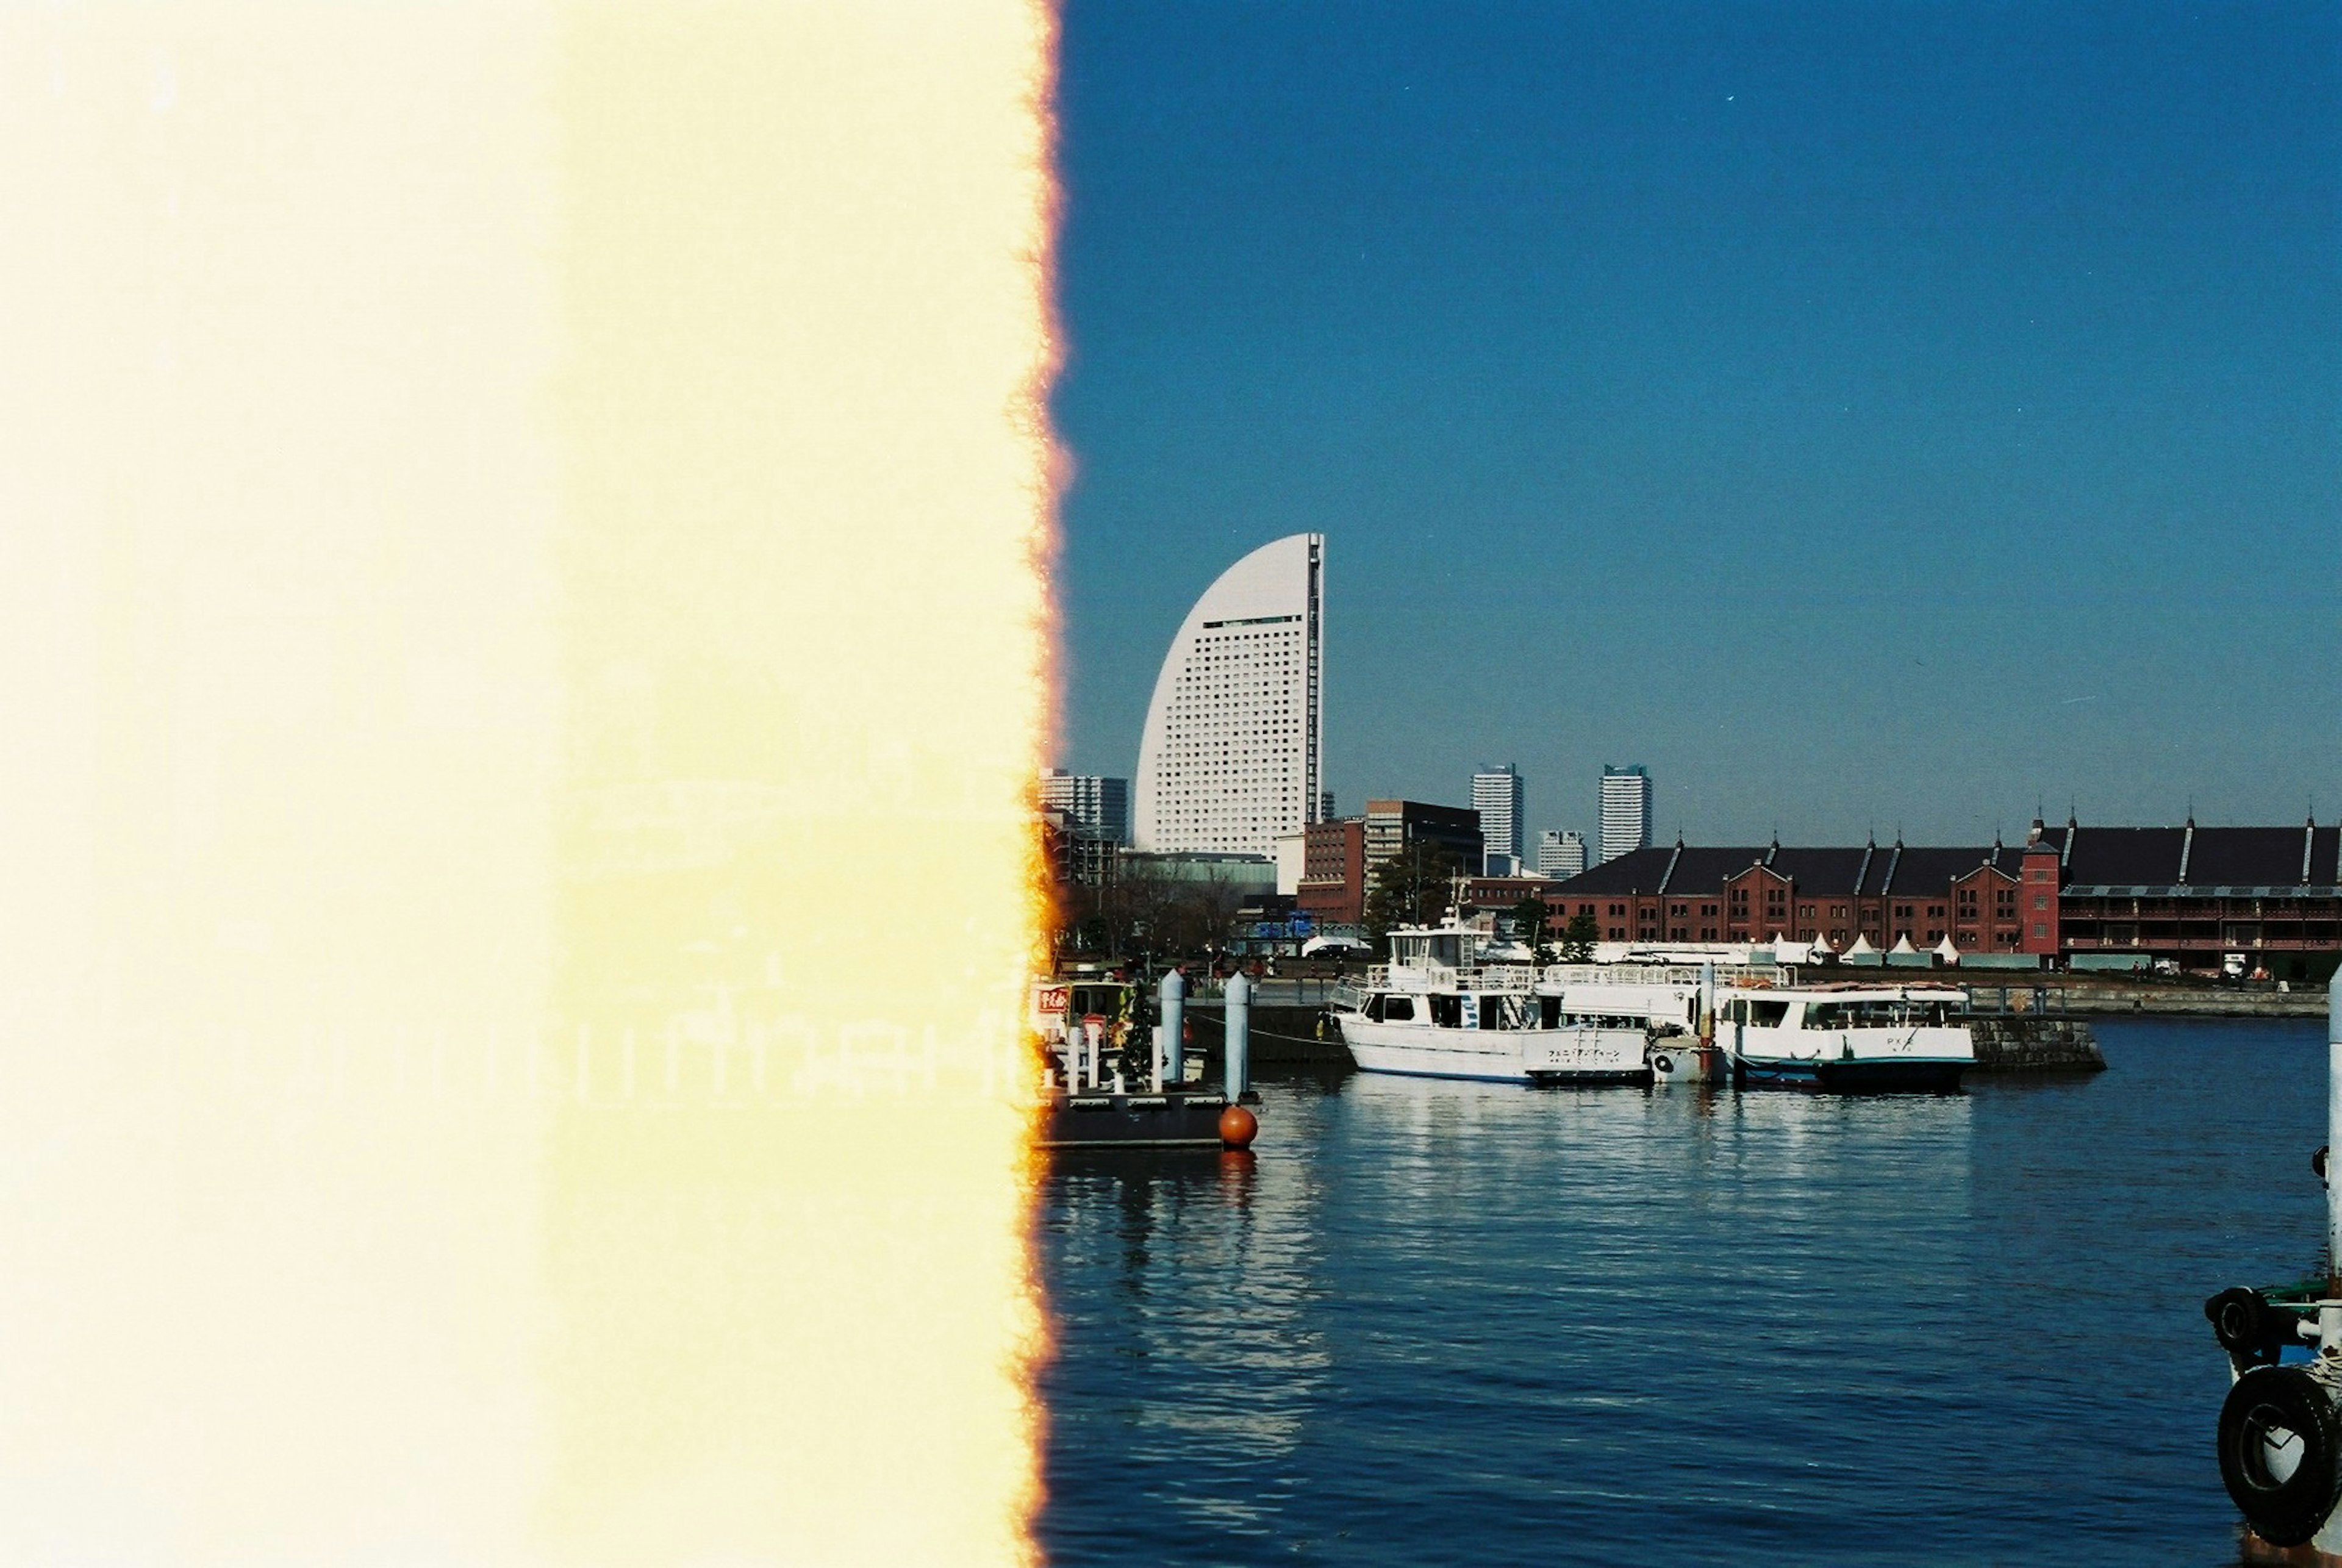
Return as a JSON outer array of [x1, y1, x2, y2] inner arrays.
[[1050, 1, 2340, 848]]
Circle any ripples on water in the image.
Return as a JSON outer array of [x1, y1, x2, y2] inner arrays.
[[1035, 1017, 2327, 1566]]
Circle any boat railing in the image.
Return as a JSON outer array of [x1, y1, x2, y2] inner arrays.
[[1538, 963, 1780, 988], [1364, 961, 1538, 995]]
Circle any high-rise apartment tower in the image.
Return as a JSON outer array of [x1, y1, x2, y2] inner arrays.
[[1471, 765, 1524, 873], [1600, 765, 1652, 864], [1038, 769, 1130, 847]]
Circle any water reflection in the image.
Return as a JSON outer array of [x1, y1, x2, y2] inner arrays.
[[1039, 1028, 2306, 1567], [1040, 1122, 1333, 1539]]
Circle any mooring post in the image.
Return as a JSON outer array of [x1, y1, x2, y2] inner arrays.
[[2328, 964, 2342, 1320], [1160, 967, 1186, 1088], [1225, 970, 1252, 1101]]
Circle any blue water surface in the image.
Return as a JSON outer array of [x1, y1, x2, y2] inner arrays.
[[1034, 1017, 2327, 1566]]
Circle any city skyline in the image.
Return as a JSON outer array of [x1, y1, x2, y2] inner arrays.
[[1050, 2, 2340, 842]]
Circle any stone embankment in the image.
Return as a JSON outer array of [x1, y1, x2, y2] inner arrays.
[[2006, 986, 2324, 1018], [1969, 1016, 2105, 1073]]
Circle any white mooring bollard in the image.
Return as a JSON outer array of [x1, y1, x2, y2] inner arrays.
[[1159, 967, 1186, 1089], [1224, 971, 1252, 1101]]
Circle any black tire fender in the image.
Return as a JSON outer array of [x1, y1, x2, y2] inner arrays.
[[2207, 1287, 2287, 1366], [2218, 1364, 2342, 1546], [1651, 1052, 1675, 1075]]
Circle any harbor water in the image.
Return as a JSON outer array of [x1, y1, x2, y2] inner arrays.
[[1035, 1016, 2324, 1566]]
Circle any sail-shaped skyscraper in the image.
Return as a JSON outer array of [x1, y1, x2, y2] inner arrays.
[[1133, 534, 1323, 856]]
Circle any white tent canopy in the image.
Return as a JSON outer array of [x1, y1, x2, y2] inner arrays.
[[1886, 935, 1920, 956], [1933, 936, 1961, 962], [1842, 934, 1878, 957], [1300, 934, 1372, 956]]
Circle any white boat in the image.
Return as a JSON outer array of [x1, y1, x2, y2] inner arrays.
[[1332, 917, 1651, 1084], [1719, 984, 1974, 1092], [1534, 967, 1727, 1084]]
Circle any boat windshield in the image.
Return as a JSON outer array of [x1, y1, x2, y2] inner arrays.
[[1392, 933, 1465, 968], [1802, 998, 1963, 1028]]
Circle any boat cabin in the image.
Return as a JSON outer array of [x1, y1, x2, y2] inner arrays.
[[1722, 988, 1966, 1031]]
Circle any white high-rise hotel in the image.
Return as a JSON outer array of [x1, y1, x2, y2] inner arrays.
[[1134, 534, 1324, 857]]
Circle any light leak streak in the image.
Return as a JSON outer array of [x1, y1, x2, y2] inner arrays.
[[0, 4, 1056, 1564]]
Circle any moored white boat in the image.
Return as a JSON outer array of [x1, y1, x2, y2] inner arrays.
[[1719, 984, 1974, 1092], [1332, 917, 1650, 1084]]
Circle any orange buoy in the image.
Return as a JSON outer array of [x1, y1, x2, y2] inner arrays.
[[1218, 1104, 1258, 1150]]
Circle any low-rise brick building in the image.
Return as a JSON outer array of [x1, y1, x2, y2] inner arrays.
[[2031, 817, 2340, 979], [1298, 817, 1367, 926], [1547, 837, 2037, 954], [1541, 818, 2342, 979]]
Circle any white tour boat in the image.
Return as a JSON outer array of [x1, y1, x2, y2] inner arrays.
[[1537, 969, 1721, 1084], [1331, 917, 1652, 1085], [1719, 984, 1974, 1092]]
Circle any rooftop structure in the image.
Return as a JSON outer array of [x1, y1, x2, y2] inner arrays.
[[1133, 534, 1324, 857]]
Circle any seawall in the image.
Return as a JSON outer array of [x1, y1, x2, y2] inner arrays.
[[1968, 1016, 2105, 1073], [2017, 986, 2321, 1018]]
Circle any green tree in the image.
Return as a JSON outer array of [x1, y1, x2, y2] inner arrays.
[[1508, 894, 1555, 959], [1560, 909, 1602, 963], [1364, 842, 1463, 952]]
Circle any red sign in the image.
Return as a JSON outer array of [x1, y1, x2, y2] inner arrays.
[[1037, 986, 1069, 1015]]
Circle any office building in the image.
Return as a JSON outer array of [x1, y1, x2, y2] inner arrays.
[[1600, 765, 1652, 864], [1298, 817, 1367, 926], [1133, 534, 1325, 857], [1472, 764, 1524, 872], [1038, 769, 1130, 846], [1364, 799, 1484, 875], [1537, 829, 1588, 878]]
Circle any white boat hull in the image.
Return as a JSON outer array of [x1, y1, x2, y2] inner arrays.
[[1727, 1023, 1974, 1092], [1338, 1018, 1650, 1084]]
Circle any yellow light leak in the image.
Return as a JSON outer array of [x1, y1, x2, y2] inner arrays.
[[0, 4, 1056, 1565]]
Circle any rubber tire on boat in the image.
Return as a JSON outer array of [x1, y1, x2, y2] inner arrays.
[[2218, 1364, 2342, 1547], [2207, 1287, 2288, 1367], [1650, 1052, 1675, 1075]]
